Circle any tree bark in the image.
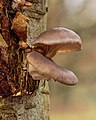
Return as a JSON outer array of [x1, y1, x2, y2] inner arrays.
[[0, 0, 49, 120]]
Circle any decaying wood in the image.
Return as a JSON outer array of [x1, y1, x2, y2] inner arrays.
[[0, 0, 49, 119]]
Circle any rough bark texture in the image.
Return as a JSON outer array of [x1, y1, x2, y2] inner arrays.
[[0, 0, 49, 119]]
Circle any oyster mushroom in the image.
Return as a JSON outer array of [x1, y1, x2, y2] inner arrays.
[[27, 51, 78, 85], [32, 27, 82, 58], [27, 27, 82, 85]]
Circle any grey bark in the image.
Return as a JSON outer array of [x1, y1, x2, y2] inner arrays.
[[0, 0, 50, 120]]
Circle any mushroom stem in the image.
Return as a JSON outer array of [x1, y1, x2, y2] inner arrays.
[[27, 51, 78, 85]]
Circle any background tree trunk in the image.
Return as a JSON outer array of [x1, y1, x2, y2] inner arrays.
[[0, 0, 49, 120]]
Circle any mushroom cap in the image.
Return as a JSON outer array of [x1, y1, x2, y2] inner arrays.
[[27, 51, 78, 85], [32, 27, 82, 58]]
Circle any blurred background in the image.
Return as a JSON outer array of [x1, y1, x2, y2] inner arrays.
[[47, 0, 96, 120]]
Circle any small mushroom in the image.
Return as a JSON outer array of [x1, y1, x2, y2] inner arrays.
[[27, 27, 82, 85], [12, 0, 32, 10], [32, 27, 82, 58], [11, 12, 29, 48], [27, 51, 78, 85]]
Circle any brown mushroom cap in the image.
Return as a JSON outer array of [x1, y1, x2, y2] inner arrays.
[[32, 27, 82, 58], [27, 51, 78, 85]]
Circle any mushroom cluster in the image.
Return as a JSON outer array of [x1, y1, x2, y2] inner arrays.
[[27, 27, 82, 86]]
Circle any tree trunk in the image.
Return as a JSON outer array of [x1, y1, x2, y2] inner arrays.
[[0, 0, 49, 120]]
